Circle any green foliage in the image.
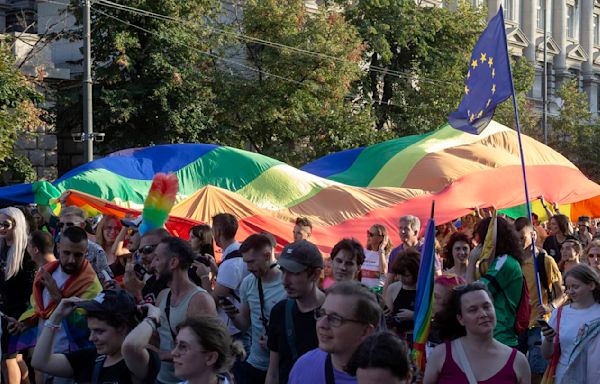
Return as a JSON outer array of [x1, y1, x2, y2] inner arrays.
[[547, 80, 600, 181], [0, 155, 37, 185], [335, 0, 487, 135], [0, 44, 43, 182], [58, 0, 224, 151], [214, 0, 384, 165]]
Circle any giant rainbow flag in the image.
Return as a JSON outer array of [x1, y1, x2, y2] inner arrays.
[[1, 121, 599, 251]]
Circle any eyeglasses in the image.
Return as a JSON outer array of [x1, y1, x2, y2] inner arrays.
[[57, 222, 76, 229], [588, 254, 600, 259], [314, 308, 364, 327], [0, 221, 13, 230], [139, 244, 158, 255]]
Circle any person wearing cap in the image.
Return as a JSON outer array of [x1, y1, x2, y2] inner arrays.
[[265, 240, 325, 384], [32, 289, 161, 383], [576, 215, 593, 248], [222, 234, 287, 384]]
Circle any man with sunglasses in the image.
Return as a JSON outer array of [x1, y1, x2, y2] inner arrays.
[[123, 228, 170, 305], [266, 240, 325, 384], [288, 281, 381, 384], [55, 207, 112, 284]]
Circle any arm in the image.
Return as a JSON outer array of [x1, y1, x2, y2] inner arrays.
[[123, 258, 144, 302], [122, 305, 160, 381], [378, 235, 390, 274], [111, 227, 129, 257], [265, 351, 280, 384], [225, 301, 251, 333], [514, 351, 531, 384], [187, 291, 217, 317], [422, 343, 445, 384], [539, 196, 555, 220], [32, 299, 80, 378], [541, 327, 555, 359]]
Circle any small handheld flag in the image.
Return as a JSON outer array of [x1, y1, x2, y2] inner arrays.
[[449, 7, 512, 134], [412, 202, 436, 372], [139, 173, 179, 235]]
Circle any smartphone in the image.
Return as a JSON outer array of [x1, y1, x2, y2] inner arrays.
[[537, 319, 551, 329], [218, 296, 239, 313], [133, 263, 147, 280]]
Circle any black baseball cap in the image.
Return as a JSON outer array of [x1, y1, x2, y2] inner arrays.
[[278, 240, 324, 273], [76, 289, 137, 316]]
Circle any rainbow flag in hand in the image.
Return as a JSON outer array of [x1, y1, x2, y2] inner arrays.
[[412, 215, 436, 372]]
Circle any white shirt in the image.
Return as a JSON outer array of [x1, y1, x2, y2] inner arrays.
[[361, 249, 386, 288], [40, 265, 71, 353], [549, 303, 600, 384]]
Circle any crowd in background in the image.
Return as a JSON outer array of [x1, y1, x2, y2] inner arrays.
[[0, 200, 598, 384]]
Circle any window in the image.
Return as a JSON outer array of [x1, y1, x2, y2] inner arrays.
[[567, 2, 580, 40], [595, 14, 600, 45], [537, 0, 544, 29], [503, 0, 514, 21]]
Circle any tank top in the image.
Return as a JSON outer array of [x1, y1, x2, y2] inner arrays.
[[438, 341, 518, 384], [157, 286, 206, 384]]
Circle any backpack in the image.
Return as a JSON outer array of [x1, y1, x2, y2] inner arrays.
[[483, 271, 531, 335]]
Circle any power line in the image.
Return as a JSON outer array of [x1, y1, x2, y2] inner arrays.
[[94, 0, 464, 87]]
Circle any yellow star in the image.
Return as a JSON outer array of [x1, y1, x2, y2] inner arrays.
[[488, 57, 494, 67], [465, 85, 470, 95], [491, 84, 496, 94], [471, 59, 478, 69], [470, 114, 475, 122], [480, 52, 487, 63], [492, 68, 495, 78], [477, 110, 483, 118], [486, 99, 492, 108]]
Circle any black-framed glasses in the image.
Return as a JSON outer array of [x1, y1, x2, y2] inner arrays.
[[314, 308, 364, 328], [139, 244, 158, 255], [0, 221, 13, 230]]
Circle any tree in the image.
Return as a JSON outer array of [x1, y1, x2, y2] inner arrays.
[[57, 0, 224, 152], [333, 0, 487, 135], [0, 44, 44, 184], [214, 0, 384, 165], [547, 80, 600, 181]]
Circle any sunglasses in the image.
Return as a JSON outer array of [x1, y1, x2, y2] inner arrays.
[[0, 221, 13, 230], [139, 244, 158, 255], [57, 222, 77, 229], [588, 254, 600, 259]]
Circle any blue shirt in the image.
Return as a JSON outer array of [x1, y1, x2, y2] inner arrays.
[[288, 349, 357, 384]]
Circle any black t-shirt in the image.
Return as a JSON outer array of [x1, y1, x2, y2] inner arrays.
[[267, 299, 319, 384], [141, 274, 168, 305], [65, 347, 160, 384], [543, 234, 577, 263]]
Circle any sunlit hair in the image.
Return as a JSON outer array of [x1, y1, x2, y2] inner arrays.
[[0, 207, 29, 280], [177, 316, 245, 374], [400, 215, 421, 233], [563, 239, 582, 256], [366, 224, 393, 254], [551, 214, 572, 236], [583, 240, 600, 267], [95, 215, 121, 249], [564, 263, 600, 302]]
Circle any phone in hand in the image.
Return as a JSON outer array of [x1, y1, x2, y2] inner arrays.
[[537, 319, 551, 329], [218, 296, 239, 313], [133, 263, 147, 280]]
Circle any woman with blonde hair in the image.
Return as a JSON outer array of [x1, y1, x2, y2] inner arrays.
[[583, 239, 600, 273], [0, 207, 36, 383], [362, 224, 392, 291], [95, 215, 122, 265]]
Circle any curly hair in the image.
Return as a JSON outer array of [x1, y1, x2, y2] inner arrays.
[[390, 248, 420, 279], [443, 232, 471, 270]]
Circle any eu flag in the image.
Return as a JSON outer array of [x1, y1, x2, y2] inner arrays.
[[449, 6, 513, 134]]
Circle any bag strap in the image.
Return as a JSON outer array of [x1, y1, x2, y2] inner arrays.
[[91, 354, 106, 384], [257, 263, 279, 332], [285, 299, 299, 361], [165, 290, 178, 341], [452, 339, 477, 384], [555, 306, 563, 342], [324, 353, 335, 384]]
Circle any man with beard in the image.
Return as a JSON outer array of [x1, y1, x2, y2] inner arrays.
[[153, 237, 217, 384], [265, 240, 325, 384], [123, 228, 171, 305], [9, 226, 102, 384]]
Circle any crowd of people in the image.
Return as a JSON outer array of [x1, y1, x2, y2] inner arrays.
[[0, 202, 599, 384]]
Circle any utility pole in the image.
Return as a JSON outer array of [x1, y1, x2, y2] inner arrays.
[[543, 0, 548, 144], [83, 0, 93, 162]]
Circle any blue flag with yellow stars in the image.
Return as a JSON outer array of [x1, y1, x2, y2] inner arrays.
[[449, 7, 513, 134]]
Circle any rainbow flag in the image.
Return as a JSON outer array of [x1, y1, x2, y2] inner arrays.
[[412, 214, 436, 372]]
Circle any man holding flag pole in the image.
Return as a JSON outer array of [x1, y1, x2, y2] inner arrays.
[[414, 3, 541, 377]]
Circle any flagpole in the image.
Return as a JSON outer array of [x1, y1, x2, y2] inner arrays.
[[500, 6, 543, 304]]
